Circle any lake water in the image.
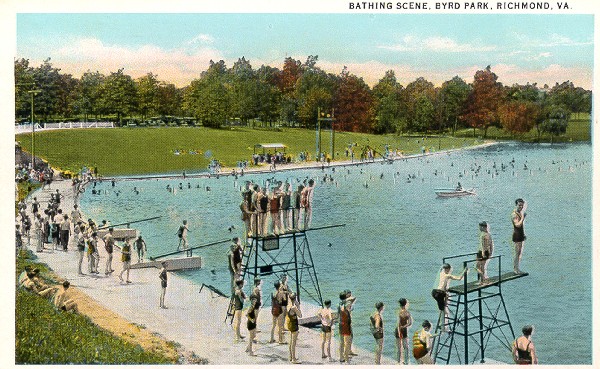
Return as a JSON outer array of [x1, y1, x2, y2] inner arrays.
[[80, 142, 592, 364]]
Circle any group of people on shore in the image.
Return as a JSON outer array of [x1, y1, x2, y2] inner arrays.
[[239, 178, 315, 238]]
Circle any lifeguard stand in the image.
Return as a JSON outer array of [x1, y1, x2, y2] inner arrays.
[[225, 224, 344, 323], [432, 253, 529, 365]]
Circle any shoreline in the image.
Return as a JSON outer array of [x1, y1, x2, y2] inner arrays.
[[98, 140, 499, 181], [19, 178, 396, 365], [16, 140, 498, 364]]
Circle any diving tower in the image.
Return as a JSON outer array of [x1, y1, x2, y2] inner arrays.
[[432, 252, 529, 365], [225, 224, 344, 323]]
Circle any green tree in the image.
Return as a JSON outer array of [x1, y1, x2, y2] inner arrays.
[[540, 105, 569, 143], [14, 58, 36, 121], [156, 83, 183, 117], [372, 70, 403, 134], [74, 71, 105, 121], [439, 76, 470, 135], [31, 58, 64, 121], [98, 68, 137, 125], [135, 73, 160, 122], [403, 77, 436, 132], [184, 60, 230, 128], [255, 65, 282, 125], [413, 95, 435, 133], [295, 56, 335, 127]]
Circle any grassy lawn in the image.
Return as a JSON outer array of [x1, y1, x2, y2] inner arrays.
[[15, 127, 482, 176], [15, 252, 176, 364]]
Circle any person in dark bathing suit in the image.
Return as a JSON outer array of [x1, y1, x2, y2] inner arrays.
[[512, 199, 527, 274], [512, 325, 538, 364]]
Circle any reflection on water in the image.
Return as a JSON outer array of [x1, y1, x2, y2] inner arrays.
[[81, 142, 592, 364]]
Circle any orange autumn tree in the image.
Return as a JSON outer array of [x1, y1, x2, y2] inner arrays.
[[498, 100, 539, 137], [461, 66, 503, 138], [333, 67, 374, 132]]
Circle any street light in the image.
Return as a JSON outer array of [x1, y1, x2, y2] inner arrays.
[[27, 89, 41, 169]]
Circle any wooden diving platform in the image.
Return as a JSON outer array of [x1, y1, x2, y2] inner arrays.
[[97, 228, 138, 241], [130, 256, 203, 271], [448, 271, 529, 294]]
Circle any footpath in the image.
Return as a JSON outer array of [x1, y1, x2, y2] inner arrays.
[[21, 178, 396, 365]]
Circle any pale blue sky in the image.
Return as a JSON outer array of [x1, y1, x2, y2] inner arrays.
[[16, 13, 594, 88]]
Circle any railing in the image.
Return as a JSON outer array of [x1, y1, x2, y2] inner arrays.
[[14, 121, 115, 134]]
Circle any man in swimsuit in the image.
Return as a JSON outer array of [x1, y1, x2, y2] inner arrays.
[[512, 199, 527, 274], [476, 221, 494, 284], [432, 263, 466, 332], [318, 299, 333, 361], [512, 325, 538, 364], [103, 227, 116, 275]]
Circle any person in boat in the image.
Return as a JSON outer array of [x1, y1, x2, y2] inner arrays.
[[456, 182, 463, 191], [512, 199, 527, 274], [512, 325, 538, 364], [432, 263, 467, 332]]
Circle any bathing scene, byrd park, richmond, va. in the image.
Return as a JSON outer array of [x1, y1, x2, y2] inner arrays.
[[12, 12, 593, 366]]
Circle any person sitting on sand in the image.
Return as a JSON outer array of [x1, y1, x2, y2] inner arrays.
[[53, 280, 78, 313]]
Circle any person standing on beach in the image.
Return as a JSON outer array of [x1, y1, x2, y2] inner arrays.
[[233, 279, 247, 342], [34, 214, 44, 253], [59, 214, 70, 251], [396, 298, 413, 364], [87, 232, 100, 274], [512, 325, 538, 364], [371, 302, 385, 365], [103, 227, 115, 275], [245, 298, 258, 356], [76, 225, 87, 275], [119, 238, 132, 283], [159, 261, 168, 308], [476, 221, 494, 284], [432, 263, 466, 332], [70, 204, 82, 227], [250, 278, 263, 328], [287, 292, 302, 364], [318, 299, 333, 361], [134, 235, 147, 263], [177, 220, 190, 255], [270, 281, 283, 344], [338, 292, 353, 363], [512, 199, 527, 274]]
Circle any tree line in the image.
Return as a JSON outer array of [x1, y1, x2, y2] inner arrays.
[[15, 57, 591, 139]]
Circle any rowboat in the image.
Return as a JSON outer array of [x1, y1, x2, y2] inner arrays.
[[435, 188, 476, 198]]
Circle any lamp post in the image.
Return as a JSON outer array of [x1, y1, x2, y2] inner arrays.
[[27, 89, 41, 169]]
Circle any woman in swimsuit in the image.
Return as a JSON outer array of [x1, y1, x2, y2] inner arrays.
[[512, 325, 538, 364]]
